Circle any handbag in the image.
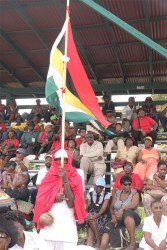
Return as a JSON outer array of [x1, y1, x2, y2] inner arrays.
[[146, 189, 167, 199], [112, 160, 126, 169], [105, 222, 129, 249], [39, 212, 54, 226], [11, 199, 33, 214]]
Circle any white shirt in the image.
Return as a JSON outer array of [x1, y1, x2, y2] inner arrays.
[[40, 201, 78, 243], [36, 167, 48, 185], [140, 215, 167, 250], [149, 173, 167, 181], [80, 141, 105, 163], [122, 105, 135, 120], [9, 231, 48, 250]]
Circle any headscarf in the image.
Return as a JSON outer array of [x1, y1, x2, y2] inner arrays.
[[34, 148, 86, 229]]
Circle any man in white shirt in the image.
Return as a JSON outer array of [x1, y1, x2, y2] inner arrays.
[[140, 200, 167, 250], [5, 211, 48, 250], [122, 97, 137, 132], [30, 154, 52, 205], [36, 154, 52, 188], [80, 133, 106, 184]]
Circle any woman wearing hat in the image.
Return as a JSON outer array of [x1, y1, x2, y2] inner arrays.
[[86, 177, 110, 249], [34, 148, 86, 250], [133, 137, 161, 182]]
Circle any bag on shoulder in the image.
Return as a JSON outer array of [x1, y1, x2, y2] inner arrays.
[[112, 160, 126, 169], [105, 222, 129, 250], [146, 189, 167, 200]]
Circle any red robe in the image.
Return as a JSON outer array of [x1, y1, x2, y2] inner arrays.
[[34, 148, 86, 229]]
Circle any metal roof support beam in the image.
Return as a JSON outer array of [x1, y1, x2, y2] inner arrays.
[[51, 0, 100, 84], [0, 30, 46, 82], [97, 0, 125, 83], [79, 0, 167, 58], [0, 62, 28, 87], [144, 0, 153, 82], [11, 0, 50, 51]]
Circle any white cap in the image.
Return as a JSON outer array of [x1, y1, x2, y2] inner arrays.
[[54, 149, 68, 159]]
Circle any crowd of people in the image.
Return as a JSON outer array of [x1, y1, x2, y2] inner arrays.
[[0, 95, 167, 250]]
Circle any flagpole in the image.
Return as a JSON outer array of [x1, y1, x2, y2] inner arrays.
[[61, 0, 70, 169]]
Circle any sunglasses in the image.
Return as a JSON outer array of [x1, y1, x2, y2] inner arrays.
[[123, 183, 131, 186]]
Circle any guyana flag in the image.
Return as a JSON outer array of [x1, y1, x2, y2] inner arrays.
[[45, 18, 112, 132]]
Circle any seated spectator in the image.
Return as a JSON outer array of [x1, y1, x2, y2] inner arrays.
[[0, 115, 7, 141], [0, 130, 19, 163], [2, 116, 26, 141], [133, 136, 161, 182], [0, 99, 6, 121], [66, 139, 80, 168], [139, 200, 167, 250], [5, 173, 29, 204], [142, 96, 158, 122], [86, 178, 110, 249], [143, 160, 167, 216], [2, 161, 17, 189], [20, 121, 39, 157], [104, 123, 129, 157], [157, 102, 167, 132], [58, 120, 74, 140], [33, 113, 44, 132], [102, 94, 115, 116], [100, 176, 141, 250], [6, 99, 20, 124], [76, 127, 86, 148], [50, 113, 61, 134], [105, 110, 117, 126], [122, 96, 137, 132], [115, 137, 139, 164], [4, 210, 48, 249], [10, 148, 29, 175], [0, 218, 18, 250], [49, 134, 68, 152], [38, 122, 53, 155], [131, 108, 158, 146], [113, 161, 144, 199], [80, 133, 106, 184]]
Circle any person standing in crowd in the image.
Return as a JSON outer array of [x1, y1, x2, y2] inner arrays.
[[34, 149, 86, 250], [139, 200, 167, 250], [131, 108, 158, 146], [122, 97, 137, 132], [80, 133, 106, 184], [102, 94, 115, 116], [0, 99, 6, 121], [142, 97, 158, 122]]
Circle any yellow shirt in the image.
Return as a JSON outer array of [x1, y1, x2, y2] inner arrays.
[[161, 103, 167, 118], [11, 122, 26, 132]]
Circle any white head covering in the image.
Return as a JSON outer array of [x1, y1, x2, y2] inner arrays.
[[54, 149, 68, 159]]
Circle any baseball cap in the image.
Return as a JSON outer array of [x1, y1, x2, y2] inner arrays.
[[44, 122, 52, 128], [50, 114, 57, 121], [95, 177, 106, 187], [54, 149, 68, 159], [16, 148, 26, 154], [44, 154, 52, 159], [144, 136, 152, 142]]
